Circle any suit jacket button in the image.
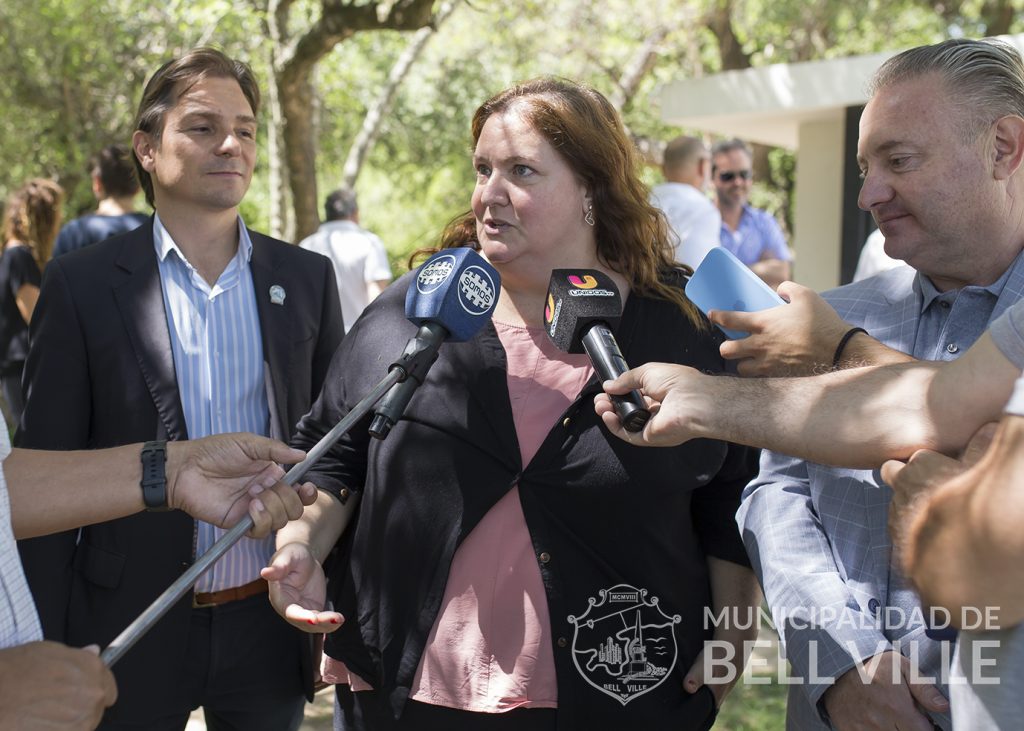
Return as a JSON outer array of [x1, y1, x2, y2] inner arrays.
[[557, 637, 568, 648], [538, 551, 551, 564]]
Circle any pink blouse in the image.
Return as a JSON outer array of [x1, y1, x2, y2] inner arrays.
[[322, 321, 592, 713]]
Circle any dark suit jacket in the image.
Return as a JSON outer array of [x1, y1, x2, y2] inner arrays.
[[15, 220, 344, 720]]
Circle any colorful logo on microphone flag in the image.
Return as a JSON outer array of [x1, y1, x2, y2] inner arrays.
[[567, 274, 598, 289], [545, 294, 555, 323]]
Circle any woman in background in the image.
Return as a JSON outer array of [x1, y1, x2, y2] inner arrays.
[[1, 179, 62, 422]]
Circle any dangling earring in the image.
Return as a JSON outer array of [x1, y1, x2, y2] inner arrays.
[[585, 203, 595, 227]]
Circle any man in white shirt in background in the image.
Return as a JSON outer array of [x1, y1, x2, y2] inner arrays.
[[300, 187, 393, 332], [649, 135, 720, 270]]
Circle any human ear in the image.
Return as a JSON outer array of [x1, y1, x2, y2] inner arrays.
[[132, 130, 158, 173], [992, 115, 1024, 180]]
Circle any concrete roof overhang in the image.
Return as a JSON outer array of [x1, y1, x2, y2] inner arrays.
[[660, 33, 1024, 149]]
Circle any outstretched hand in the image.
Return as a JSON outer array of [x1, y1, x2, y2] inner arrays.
[[262, 542, 344, 632], [596, 363, 712, 447], [167, 433, 318, 538]]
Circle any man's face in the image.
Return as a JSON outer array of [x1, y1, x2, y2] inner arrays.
[[856, 74, 997, 288], [134, 76, 256, 215], [712, 148, 753, 207]]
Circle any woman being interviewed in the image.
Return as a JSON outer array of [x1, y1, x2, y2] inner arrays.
[[266, 78, 760, 730]]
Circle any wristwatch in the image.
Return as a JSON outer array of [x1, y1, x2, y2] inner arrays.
[[140, 440, 170, 511]]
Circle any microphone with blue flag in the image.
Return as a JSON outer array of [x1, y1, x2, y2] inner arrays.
[[369, 247, 501, 438]]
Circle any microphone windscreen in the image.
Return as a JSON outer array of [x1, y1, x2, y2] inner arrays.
[[405, 248, 501, 342], [544, 270, 622, 354]]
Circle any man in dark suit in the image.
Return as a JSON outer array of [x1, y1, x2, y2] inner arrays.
[[15, 48, 344, 730]]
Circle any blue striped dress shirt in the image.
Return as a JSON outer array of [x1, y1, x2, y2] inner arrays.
[[153, 215, 272, 593]]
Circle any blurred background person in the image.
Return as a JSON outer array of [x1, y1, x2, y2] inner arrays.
[[53, 145, 147, 258], [649, 135, 720, 270], [0, 178, 62, 422], [712, 138, 792, 289], [266, 78, 761, 731], [299, 187, 392, 332]]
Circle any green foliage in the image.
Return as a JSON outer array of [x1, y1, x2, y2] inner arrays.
[[715, 673, 789, 730], [1, 0, 1020, 258], [0, 0, 262, 219]]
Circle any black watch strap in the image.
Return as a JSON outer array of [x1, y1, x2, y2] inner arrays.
[[140, 440, 170, 511]]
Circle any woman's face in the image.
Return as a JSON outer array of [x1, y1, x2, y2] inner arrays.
[[471, 111, 595, 283]]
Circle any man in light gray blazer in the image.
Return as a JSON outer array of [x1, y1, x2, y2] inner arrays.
[[736, 39, 1024, 731]]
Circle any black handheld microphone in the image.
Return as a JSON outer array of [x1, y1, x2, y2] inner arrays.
[[544, 270, 650, 432], [368, 247, 501, 439]]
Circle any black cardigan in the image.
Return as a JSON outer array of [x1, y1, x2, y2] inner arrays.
[[292, 270, 758, 730]]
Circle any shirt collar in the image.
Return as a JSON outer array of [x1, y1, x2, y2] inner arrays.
[[914, 248, 1020, 312], [152, 212, 254, 266]]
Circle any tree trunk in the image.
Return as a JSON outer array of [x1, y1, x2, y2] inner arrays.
[[265, 0, 293, 240], [705, 0, 751, 71], [273, 0, 437, 240], [981, 0, 1014, 36], [266, 73, 291, 241], [279, 70, 322, 240]]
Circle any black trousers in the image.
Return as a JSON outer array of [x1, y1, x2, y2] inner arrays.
[[99, 592, 306, 731]]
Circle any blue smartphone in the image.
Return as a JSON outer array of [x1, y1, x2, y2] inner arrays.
[[684, 247, 786, 339]]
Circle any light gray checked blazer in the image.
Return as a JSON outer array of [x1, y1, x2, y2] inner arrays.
[[736, 253, 1024, 731]]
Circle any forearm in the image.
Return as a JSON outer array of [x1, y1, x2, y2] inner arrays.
[[695, 348, 1013, 467], [707, 556, 761, 644], [835, 330, 915, 369], [750, 259, 789, 290], [275, 488, 355, 563], [7, 443, 149, 539], [688, 365, 938, 466], [700, 556, 761, 699]]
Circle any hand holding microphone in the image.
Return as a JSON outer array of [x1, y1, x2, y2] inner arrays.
[[544, 270, 650, 432]]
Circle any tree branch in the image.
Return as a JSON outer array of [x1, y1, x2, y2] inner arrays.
[[342, 0, 459, 188]]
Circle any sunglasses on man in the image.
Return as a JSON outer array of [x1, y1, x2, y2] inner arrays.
[[717, 169, 752, 182]]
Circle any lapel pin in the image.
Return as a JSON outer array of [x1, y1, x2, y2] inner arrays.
[[269, 285, 286, 306]]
